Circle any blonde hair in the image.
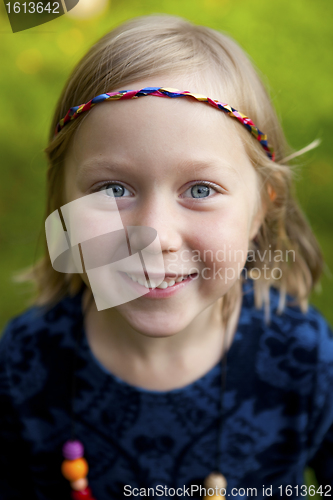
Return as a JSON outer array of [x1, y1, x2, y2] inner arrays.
[[19, 14, 323, 329]]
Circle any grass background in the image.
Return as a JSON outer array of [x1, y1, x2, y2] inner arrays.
[[0, 0, 332, 490]]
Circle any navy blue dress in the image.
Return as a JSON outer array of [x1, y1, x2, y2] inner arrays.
[[0, 279, 332, 499]]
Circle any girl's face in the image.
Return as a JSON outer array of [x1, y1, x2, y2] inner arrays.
[[64, 77, 264, 337]]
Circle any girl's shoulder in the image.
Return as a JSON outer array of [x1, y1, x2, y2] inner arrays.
[[0, 291, 83, 396], [1, 290, 83, 344], [243, 279, 333, 341], [240, 280, 333, 386]]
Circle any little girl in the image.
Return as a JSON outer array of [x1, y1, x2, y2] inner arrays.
[[1, 14, 332, 500]]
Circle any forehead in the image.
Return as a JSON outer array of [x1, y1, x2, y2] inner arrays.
[[68, 99, 251, 173]]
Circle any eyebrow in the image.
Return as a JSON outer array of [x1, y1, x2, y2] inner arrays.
[[78, 157, 239, 178], [177, 158, 238, 175]]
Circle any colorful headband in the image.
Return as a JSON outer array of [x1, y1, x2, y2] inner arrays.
[[55, 86, 275, 161]]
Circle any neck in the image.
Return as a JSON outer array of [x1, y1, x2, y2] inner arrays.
[[82, 287, 242, 391]]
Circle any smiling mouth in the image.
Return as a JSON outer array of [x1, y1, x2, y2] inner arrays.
[[125, 273, 198, 289]]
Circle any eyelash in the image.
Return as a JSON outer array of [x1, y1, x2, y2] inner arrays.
[[95, 181, 222, 199]]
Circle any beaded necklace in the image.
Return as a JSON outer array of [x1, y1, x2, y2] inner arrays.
[[60, 291, 229, 500]]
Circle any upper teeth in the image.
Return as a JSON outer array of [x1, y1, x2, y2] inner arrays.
[[125, 273, 190, 288]]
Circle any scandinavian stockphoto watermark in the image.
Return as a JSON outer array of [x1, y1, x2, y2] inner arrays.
[[164, 245, 295, 282], [3, 0, 80, 32]]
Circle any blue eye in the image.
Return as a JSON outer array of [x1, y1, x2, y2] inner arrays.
[[184, 183, 218, 199], [191, 185, 210, 198], [102, 183, 131, 197]]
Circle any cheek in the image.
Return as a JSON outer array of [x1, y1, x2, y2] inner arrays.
[[193, 201, 251, 254], [187, 204, 251, 287]]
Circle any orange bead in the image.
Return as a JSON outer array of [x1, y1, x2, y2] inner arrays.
[[61, 458, 89, 481]]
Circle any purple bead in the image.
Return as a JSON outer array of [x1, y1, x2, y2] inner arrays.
[[62, 440, 84, 460]]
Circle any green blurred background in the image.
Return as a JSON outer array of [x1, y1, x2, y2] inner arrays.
[[0, 0, 332, 489]]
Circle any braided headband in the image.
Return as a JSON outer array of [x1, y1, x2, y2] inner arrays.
[[55, 87, 275, 161]]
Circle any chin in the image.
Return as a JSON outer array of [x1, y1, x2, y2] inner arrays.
[[129, 319, 184, 338], [118, 307, 188, 338]]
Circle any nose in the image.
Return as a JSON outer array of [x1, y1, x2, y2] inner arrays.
[[126, 192, 183, 255]]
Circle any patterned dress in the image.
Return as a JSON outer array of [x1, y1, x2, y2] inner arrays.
[[0, 279, 332, 499]]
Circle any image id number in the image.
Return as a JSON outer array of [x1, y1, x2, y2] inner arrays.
[[5, 2, 60, 14], [278, 485, 332, 496]]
